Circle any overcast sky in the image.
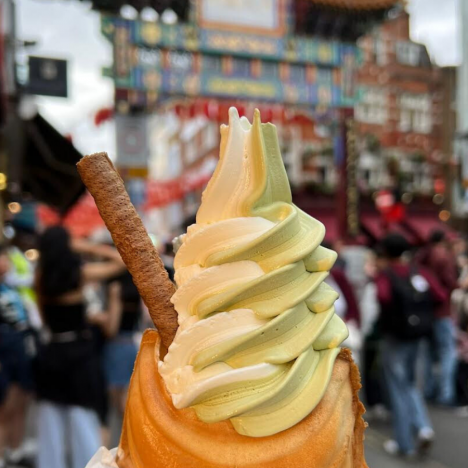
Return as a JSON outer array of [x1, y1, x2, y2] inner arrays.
[[16, 0, 462, 154], [407, 0, 460, 66]]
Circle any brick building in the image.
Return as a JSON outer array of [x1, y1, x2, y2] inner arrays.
[[355, 10, 445, 200]]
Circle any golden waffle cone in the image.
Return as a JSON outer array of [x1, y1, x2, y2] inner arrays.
[[116, 330, 367, 468]]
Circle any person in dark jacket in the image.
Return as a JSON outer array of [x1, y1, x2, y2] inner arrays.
[[376, 234, 446, 458]]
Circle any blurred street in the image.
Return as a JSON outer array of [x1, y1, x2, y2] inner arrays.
[[365, 406, 468, 468]]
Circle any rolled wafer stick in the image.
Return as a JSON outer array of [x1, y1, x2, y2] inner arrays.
[[77, 152, 178, 350]]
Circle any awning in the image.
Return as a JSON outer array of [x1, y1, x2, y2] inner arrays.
[[387, 222, 418, 245], [21, 113, 85, 214], [403, 215, 454, 243], [360, 213, 418, 245], [360, 213, 386, 242]]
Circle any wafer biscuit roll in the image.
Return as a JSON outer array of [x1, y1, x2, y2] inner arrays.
[[77, 152, 178, 349]]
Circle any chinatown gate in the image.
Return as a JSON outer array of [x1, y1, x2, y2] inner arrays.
[[100, 0, 400, 241]]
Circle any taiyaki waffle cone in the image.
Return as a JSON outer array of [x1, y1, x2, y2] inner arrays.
[[78, 152, 368, 468], [116, 331, 367, 468]]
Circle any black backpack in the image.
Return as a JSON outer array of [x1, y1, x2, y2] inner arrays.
[[380, 267, 434, 340]]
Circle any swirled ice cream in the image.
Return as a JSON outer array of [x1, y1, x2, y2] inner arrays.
[[159, 108, 348, 437]]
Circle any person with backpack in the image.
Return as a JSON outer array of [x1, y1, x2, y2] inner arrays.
[[376, 234, 446, 458]]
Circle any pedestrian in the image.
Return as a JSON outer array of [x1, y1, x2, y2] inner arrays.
[[323, 241, 362, 362], [0, 242, 35, 468], [34, 227, 125, 468], [418, 229, 460, 405], [455, 302, 468, 414], [326, 260, 362, 365], [451, 236, 468, 413], [376, 233, 446, 457], [90, 270, 142, 446], [361, 248, 389, 421]]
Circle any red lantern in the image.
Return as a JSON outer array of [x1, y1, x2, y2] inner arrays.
[[188, 104, 196, 118], [385, 203, 405, 224], [236, 104, 246, 117], [262, 107, 273, 122], [375, 190, 405, 224], [94, 108, 113, 127], [205, 100, 219, 119], [434, 178, 445, 194]]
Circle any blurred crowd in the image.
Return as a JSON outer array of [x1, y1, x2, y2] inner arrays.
[[0, 224, 467, 467], [331, 229, 468, 459], [0, 226, 174, 468]]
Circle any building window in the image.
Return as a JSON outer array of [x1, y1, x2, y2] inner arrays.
[[317, 67, 332, 84], [375, 38, 388, 66], [396, 42, 422, 67], [355, 87, 388, 125], [203, 55, 221, 73], [167, 51, 193, 72], [399, 94, 432, 134], [262, 60, 279, 79], [289, 64, 306, 83], [232, 57, 251, 77]]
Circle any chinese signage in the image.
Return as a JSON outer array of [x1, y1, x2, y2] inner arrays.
[[102, 17, 349, 65], [101, 15, 358, 108]]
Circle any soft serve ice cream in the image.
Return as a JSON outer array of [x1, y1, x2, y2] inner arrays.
[[159, 108, 349, 438]]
